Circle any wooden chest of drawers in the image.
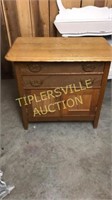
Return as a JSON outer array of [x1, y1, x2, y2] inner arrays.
[[5, 37, 112, 129]]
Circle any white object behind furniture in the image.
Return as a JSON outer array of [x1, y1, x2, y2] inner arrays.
[[54, 0, 112, 37]]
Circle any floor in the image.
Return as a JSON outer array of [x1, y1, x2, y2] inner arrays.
[[1, 79, 111, 200]]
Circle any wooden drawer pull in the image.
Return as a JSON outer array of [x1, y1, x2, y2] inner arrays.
[[27, 64, 41, 73], [80, 79, 95, 87], [82, 63, 96, 72], [30, 80, 43, 87]]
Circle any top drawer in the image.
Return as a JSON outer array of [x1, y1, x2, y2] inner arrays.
[[17, 62, 104, 75]]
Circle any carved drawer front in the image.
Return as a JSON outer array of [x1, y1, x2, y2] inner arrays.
[[81, 62, 104, 73], [19, 62, 104, 75], [23, 75, 102, 89], [62, 89, 100, 116]]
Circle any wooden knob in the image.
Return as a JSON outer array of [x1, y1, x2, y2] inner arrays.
[[27, 64, 41, 72], [30, 80, 43, 87], [80, 79, 95, 87], [82, 63, 96, 72]]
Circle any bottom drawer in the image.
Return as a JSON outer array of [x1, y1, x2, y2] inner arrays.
[[23, 74, 102, 89]]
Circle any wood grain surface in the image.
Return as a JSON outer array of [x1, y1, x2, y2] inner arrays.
[[5, 37, 112, 62]]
